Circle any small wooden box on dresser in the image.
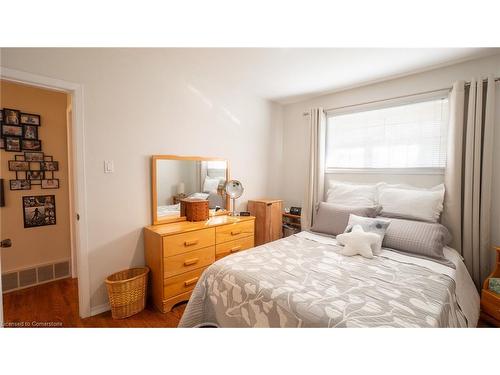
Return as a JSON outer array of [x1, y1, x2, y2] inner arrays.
[[480, 246, 500, 327], [144, 215, 255, 313]]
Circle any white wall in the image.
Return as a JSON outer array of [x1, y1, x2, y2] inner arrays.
[[281, 52, 500, 254], [0, 48, 283, 310]]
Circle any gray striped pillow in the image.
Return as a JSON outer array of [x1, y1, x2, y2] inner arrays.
[[380, 217, 452, 262]]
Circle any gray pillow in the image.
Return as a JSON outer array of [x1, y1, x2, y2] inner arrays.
[[344, 214, 391, 254], [380, 217, 452, 263], [311, 203, 380, 236]]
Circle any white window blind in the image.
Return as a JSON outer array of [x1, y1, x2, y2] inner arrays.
[[325, 96, 449, 171]]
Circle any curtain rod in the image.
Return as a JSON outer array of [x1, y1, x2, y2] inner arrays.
[[302, 77, 500, 116]]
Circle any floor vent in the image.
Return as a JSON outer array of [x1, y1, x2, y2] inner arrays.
[[2, 259, 71, 293], [2, 272, 19, 292], [54, 261, 70, 279], [38, 265, 54, 282], [19, 268, 37, 287]]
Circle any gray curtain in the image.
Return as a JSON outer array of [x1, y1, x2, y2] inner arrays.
[[301, 108, 326, 230], [444, 77, 496, 288], [442, 81, 465, 252]]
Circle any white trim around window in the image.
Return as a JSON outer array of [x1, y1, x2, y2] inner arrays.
[[325, 89, 450, 117], [325, 167, 445, 175]]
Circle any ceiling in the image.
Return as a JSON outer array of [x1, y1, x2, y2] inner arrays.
[[183, 48, 499, 104]]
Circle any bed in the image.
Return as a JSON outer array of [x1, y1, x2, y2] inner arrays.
[[178, 231, 479, 328]]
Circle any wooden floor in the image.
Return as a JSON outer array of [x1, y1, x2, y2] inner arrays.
[[3, 277, 495, 328], [2, 278, 186, 328]]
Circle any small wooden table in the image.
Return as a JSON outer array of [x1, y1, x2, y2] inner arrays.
[[480, 246, 500, 327], [282, 212, 301, 237]]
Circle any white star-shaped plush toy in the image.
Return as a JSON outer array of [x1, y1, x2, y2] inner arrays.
[[336, 225, 380, 259]]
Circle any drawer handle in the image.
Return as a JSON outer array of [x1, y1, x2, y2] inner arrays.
[[184, 258, 199, 266], [230, 246, 242, 253], [184, 239, 199, 247], [231, 231, 241, 236], [184, 277, 199, 287]]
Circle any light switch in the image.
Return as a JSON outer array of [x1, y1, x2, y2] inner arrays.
[[104, 160, 114, 173]]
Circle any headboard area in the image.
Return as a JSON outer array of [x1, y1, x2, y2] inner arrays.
[[324, 171, 444, 193]]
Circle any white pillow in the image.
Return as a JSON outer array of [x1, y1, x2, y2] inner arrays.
[[326, 181, 378, 207], [202, 176, 220, 193], [378, 183, 445, 223], [189, 192, 210, 200]]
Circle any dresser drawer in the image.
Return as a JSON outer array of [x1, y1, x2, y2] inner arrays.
[[163, 246, 215, 278], [215, 220, 254, 244], [163, 228, 215, 257], [216, 236, 254, 260], [481, 289, 500, 321], [164, 267, 207, 299]]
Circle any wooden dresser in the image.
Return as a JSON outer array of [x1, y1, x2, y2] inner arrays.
[[247, 199, 283, 246], [144, 215, 255, 312], [480, 246, 500, 327]]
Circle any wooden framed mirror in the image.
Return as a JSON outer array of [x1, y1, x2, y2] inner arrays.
[[151, 155, 230, 225]]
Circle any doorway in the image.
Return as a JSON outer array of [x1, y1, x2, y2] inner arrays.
[[0, 69, 89, 326]]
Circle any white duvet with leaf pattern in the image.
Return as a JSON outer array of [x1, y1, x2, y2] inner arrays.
[[179, 233, 469, 328]]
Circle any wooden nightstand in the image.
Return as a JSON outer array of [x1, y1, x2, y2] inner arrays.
[[282, 212, 301, 237], [480, 246, 500, 327]]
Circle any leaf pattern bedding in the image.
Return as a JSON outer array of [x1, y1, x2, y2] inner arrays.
[[179, 233, 470, 328]]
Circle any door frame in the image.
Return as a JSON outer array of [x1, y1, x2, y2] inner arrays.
[[0, 67, 91, 319]]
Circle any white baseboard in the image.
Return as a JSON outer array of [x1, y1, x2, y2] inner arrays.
[[90, 302, 110, 317]]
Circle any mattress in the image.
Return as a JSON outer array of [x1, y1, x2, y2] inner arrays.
[[179, 231, 479, 328]]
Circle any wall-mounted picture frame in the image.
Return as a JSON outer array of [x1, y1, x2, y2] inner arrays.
[[8, 160, 30, 171], [21, 139, 42, 151], [2, 124, 23, 137], [20, 113, 41, 126], [5, 137, 21, 152], [0, 108, 4, 123], [10, 179, 31, 191], [0, 138, 4, 149], [27, 170, 44, 180], [24, 151, 44, 162], [3, 108, 20, 125], [23, 125, 38, 140], [23, 195, 56, 228], [41, 161, 59, 171], [41, 179, 59, 189]]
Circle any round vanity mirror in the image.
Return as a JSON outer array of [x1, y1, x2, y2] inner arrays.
[[224, 180, 244, 216]]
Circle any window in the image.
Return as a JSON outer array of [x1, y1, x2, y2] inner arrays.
[[325, 95, 449, 172]]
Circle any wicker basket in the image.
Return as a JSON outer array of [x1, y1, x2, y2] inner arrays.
[[105, 267, 149, 319], [180, 198, 209, 221]]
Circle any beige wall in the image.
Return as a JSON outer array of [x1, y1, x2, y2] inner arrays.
[[0, 80, 71, 272]]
